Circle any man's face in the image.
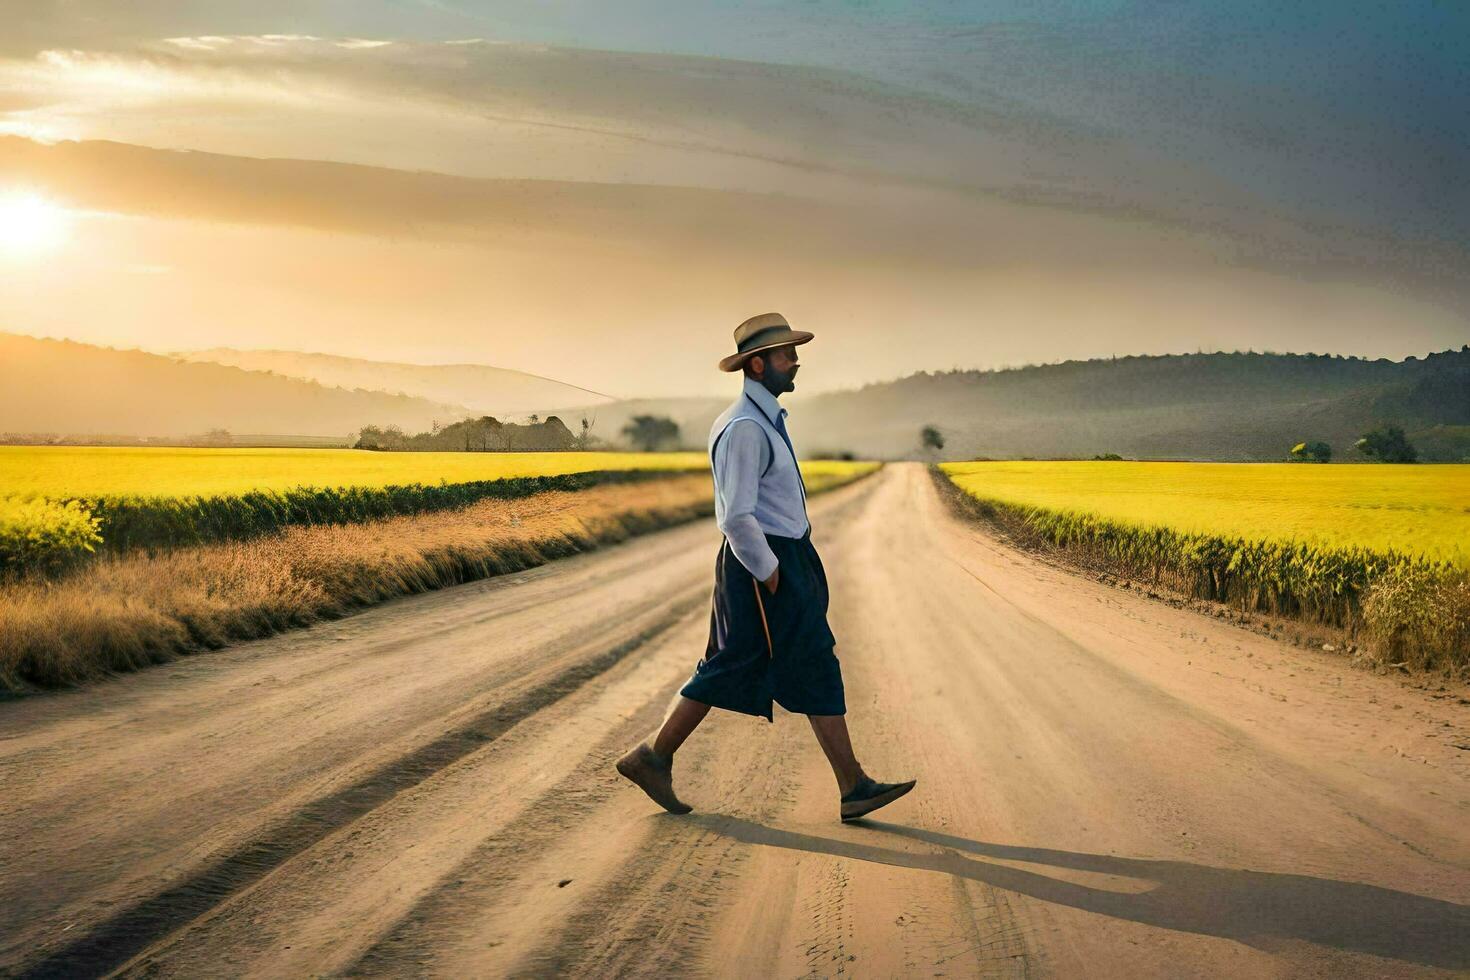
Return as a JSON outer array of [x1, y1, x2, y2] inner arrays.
[[752, 344, 800, 393]]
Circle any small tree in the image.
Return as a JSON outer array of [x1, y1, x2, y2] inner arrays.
[[1355, 426, 1417, 463], [622, 415, 681, 452], [920, 425, 945, 455], [354, 424, 405, 451], [475, 415, 502, 451], [1289, 441, 1332, 463]]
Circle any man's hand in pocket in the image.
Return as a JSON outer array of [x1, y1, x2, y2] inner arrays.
[[762, 566, 780, 595]]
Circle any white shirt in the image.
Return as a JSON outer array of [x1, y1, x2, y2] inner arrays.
[[708, 375, 811, 580]]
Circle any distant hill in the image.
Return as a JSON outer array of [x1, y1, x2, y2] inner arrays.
[[0, 333, 476, 440], [177, 348, 615, 418], [794, 348, 1470, 462], [535, 396, 729, 456], [6, 334, 1465, 460], [553, 349, 1470, 462]]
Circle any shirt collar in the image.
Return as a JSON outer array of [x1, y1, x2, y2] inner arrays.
[[741, 374, 786, 425]]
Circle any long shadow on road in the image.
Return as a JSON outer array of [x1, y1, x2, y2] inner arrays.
[[693, 814, 1470, 970]]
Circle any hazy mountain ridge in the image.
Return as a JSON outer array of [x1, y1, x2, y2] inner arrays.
[[534, 396, 731, 458], [0, 333, 476, 440], [3, 335, 1465, 460], [177, 348, 614, 418], [547, 349, 1470, 462], [792, 348, 1470, 461]]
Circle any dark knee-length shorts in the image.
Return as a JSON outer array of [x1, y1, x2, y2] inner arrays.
[[679, 528, 845, 721]]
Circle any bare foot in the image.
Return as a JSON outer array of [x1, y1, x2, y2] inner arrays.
[[615, 742, 693, 814]]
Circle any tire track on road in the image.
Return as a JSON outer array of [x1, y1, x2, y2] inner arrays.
[[21, 592, 707, 979]]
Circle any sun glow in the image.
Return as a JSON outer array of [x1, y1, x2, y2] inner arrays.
[[0, 191, 73, 257]]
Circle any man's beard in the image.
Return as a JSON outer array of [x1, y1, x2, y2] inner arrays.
[[762, 364, 796, 396]]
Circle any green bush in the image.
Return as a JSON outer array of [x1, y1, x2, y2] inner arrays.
[[0, 498, 103, 575], [1288, 441, 1332, 463]]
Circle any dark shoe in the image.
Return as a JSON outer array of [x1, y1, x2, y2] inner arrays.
[[840, 777, 916, 821], [615, 742, 693, 814]]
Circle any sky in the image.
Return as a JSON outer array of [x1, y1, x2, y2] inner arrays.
[[0, 1, 1466, 397]]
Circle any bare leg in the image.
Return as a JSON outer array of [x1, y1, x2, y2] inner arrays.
[[808, 714, 871, 796], [653, 696, 711, 760]]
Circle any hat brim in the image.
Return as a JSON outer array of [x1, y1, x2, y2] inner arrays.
[[718, 329, 814, 372]]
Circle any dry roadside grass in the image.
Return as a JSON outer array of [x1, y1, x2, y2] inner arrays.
[[0, 474, 720, 692]]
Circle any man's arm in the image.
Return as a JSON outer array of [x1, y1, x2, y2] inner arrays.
[[714, 420, 779, 585]]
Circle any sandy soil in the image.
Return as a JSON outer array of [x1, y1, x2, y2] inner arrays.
[[2, 463, 1466, 978]]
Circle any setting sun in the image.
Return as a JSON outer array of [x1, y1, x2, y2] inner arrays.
[[0, 190, 72, 257]]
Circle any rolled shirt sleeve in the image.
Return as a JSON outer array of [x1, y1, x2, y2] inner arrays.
[[714, 420, 780, 581]]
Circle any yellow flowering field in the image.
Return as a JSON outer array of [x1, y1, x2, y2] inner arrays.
[[0, 447, 709, 500], [941, 461, 1469, 565], [939, 460, 1469, 671], [0, 447, 878, 572]]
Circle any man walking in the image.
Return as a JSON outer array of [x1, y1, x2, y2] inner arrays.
[[616, 312, 916, 822]]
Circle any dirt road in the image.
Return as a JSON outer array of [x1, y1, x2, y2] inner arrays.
[[3, 463, 1467, 978]]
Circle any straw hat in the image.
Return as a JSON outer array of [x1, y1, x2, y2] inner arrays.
[[718, 312, 814, 372]]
